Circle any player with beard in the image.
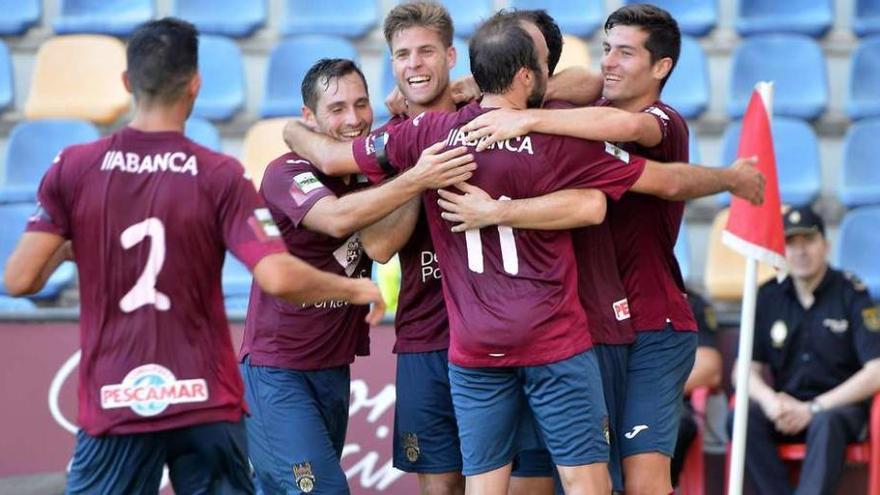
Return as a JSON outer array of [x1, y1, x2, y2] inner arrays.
[[239, 58, 475, 494]]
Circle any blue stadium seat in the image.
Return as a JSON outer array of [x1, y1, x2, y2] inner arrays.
[[0, 295, 37, 311], [185, 118, 221, 151], [675, 219, 691, 282], [0, 0, 40, 35], [222, 254, 252, 298], [688, 130, 701, 163], [625, 0, 717, 37], [727, 35, 828, 120], [663, 36, 708, 119], [835, 206, 880, 300], [53, 0, 153, 36], [281, 0, 377, 38], [855, 0, 880, 37], [511, 0, 603, 37], [0, 41, 13, 113], [847, 36, 880, 120], [193, 35, 245, 121], [375, 37, 471, 119], [0, 119, 100, 204], [0, 204, 76, 299], [840, 119, 880, 208], [224, 296, 250, 312], [441, 0, 493, 39], [716, 118, 821, 207], [173, 0, 265, 38], [261, 36, 358, 118], [736, 0, 832, 37]]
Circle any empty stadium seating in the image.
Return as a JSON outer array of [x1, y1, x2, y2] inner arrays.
[[281, 0, 378, 38], [0, 295, 37, 311], [703, 209, 776, 302], [735, 0, 833, 37], [53, 0, 154, 36], [626, 0, 717, 37], [689, 130, 702, 163], [241, 118, 292, 187], [193, 35, 245, 121], [675, 219, 692, 282], [511, 0, 603, 37], [0, 41, 13, 113], [836, 206, 880, 299], [0, 119, 100, 204], [223, 254, 253, 299], [727, 35, 828, 120], [261, 35, 358, 118], [0, 204, 77, 300], [847, 36, 880, 120], [25, 35, 131, 125], [0, 0, 40, 35], [716, 118, 821, 207], [185, 118, 221, 151], [173, 0, 266, 38], [854, 0, 880, 37], [441, 0, 493, 39], [840, 119, 880, 208], [663, 35, 709, 119]]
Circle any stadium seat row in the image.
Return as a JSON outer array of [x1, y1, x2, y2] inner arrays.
[[3, 0, 880, 39]]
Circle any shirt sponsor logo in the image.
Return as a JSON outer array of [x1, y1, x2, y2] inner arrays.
[[822, 318, 849, 334], [604, 142, 630, 164], [420, 250, 442, 282], [333, 233, 364, 277], [100, 363, 208, 417], [445, 127, 534, 155], [612, 298, 631, 321], [100, 150, 198, 176], [249, 208, 281, 241], [292, 172, 324, 194]]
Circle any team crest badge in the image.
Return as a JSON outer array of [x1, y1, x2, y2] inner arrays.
[[863, 307, 880, 332], [403, 432, 421, 463], [293, 462, 316, 493], [771, 320, 788, 348]]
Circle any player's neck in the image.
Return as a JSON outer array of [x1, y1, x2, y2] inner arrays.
[[129, 104, 188, 133], [609, 90, 660, 113], [480, 92, 526, 110], [406, 87, 456, 116]]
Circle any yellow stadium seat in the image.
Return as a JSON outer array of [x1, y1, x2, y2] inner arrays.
[[241, 118, 291, 188], [25, 35, 130, 125], [556, 34, 592, 72], [704, 208, 776, 301]]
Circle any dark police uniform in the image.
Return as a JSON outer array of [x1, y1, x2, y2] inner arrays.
[[742, 267, 880, 495]]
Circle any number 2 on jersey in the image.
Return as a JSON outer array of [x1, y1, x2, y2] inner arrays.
[[119, 218, 171, 313], [464, 196, 519, 275]]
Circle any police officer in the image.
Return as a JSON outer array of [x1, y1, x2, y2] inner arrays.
[[735, 205, 880, 495]]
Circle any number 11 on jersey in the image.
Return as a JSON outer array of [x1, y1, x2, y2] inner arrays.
[[464, 196, 519, 275]]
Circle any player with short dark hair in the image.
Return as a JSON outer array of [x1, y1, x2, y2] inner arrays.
[[240, 56, 474, 494], [2, 18, 384, 495]]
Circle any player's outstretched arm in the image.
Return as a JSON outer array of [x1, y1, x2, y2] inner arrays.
[[4, 232, 72, 296], [631, 157, 765, 204], [302, 143, 474, 239], [438, 183, 607, 232], [461, 106, 662, 152], [282, 119, 361, 177], [361, 198, 421, 264], [253, 252, 385, 325], [544, 66, 604, 105]]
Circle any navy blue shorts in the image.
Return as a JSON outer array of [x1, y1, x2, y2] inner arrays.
[[620, 328, 697, 459], [448, 350, 609, 476], [394, 350, 462, 473], [511, 448, 553, 477], [594, 343, 628, 492], [240, 358, 350, 494], [66, 420, 253, 495]]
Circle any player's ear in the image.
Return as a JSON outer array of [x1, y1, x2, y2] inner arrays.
[[302, 105, 317, 127], [188, 73, 202, 99], [653, 56, 673, 82], [121, 71, 133, 94], [446, 43, 457, 71]]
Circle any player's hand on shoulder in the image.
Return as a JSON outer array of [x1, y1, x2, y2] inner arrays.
[[347, 278, 386, 326], [406, 140, 476, 190], [461, 108, 535, 152], [727, 155, 765, 206], [450, 75, 481, 105], [385, 87, 408, 116], [438, 182, 498, 232]]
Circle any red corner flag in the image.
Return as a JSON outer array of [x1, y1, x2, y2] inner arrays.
[[722, 83, 786, 269]]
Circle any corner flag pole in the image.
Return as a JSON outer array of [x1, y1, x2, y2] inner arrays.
[[724, 81, 786, 495]]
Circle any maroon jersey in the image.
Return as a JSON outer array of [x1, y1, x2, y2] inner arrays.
[[596, 98, 697, 333], [25, 127, 286, 436], [353, 102, 646, 367], [573, 223, 634, 345], [240, 152, 372, 370]]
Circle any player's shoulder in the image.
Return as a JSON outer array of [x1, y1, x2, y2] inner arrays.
[[645, 100, 687, 128], [263, 151, 317, 178], [57, 134, 114, 167]]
